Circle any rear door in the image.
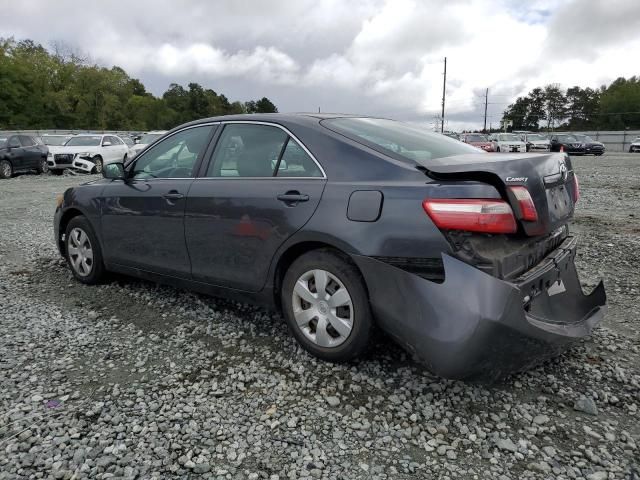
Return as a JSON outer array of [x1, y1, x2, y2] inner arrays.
[[185, 122, 326, 291], [100, 124, 217, 277], [20, 136, 41, 167], [7, 136, 27, 170]]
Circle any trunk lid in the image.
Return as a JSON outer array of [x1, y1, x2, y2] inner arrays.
[[417, 152, 577, 236]]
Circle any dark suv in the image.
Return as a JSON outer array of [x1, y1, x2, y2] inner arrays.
[[549, 134, 585, 155], [0, 134, 49, 178], [573, 134, 605, 156]]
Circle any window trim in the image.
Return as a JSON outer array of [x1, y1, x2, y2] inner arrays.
[[199, 120, 326, 180], [125, 122, 220, 181]]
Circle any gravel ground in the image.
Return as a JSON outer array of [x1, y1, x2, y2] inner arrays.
[[0, 153, 638, 480]]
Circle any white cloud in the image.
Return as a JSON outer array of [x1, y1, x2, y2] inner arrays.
[[1, 0, 640, 129]]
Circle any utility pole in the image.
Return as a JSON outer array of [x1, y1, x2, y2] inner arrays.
[[441, 57, 447, 133], [483, 88, 488, 133]]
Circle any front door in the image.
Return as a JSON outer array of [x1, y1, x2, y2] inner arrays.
[[185, 123, 326, 292], [100, 124, 216, 277], [7, 136, 27, 170]]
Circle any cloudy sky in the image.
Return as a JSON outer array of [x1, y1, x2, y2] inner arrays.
[[2, 0, 640, 130]]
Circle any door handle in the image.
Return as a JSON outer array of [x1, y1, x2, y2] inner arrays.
[[277, 191, 309, 205], [163, 191, 184, 200]]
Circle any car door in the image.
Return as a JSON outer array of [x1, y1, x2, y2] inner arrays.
[[100, 124, 217, 277], [17, 136, 37, 167], [185, 122, 326, 292], [111, 136, 129, 161], [7, 136, 27, 170]]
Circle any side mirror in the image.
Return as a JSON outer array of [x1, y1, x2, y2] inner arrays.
[[102, 141, 112, 147], [103, 162, 125, 180]]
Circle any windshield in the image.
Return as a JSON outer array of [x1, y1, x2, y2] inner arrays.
[[557, 135, 578, 142], [42, 136, 70, 146], [65, 136, 102, 147], [322, 118, 480, 163], [497, 134, 520, 141], [465, 134, 488, 142], [139, 133, 164, 144], [0, 137, 7, 148], [527, 134, 547, 141], [574, 134, 594, 142]]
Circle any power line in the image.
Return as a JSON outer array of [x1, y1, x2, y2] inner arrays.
[[440, 57, 447, 133]]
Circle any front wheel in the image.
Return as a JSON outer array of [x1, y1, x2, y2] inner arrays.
[[37, 158, 49, 174], [0, 160, 12, 179], [92, 156, 103, 174], [64, 216, 106, 284], [281, 249, 372, 362]]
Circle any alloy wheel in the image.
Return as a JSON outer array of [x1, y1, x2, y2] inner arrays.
[[68, 227, 94, 277], [1, 162, 11, 177], [94, 158, 103, 174], [292, 269, 354, 348], [40, 159, 49, 173]]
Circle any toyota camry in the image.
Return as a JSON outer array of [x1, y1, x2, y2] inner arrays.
[[53, 114, 606, 379]]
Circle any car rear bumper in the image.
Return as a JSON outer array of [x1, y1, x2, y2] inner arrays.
[[352, 236, 606, 380]]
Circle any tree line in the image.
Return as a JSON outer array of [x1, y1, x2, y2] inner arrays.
[[0, 38, 278, 131], [501, 77, 640, 132]]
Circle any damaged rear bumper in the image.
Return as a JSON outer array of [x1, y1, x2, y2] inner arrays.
[[352, 236, 606, 380]]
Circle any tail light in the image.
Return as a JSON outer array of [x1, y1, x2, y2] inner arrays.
[[508, 186, 538, 221], [572, 173, 580, 203], [422, 199, 517, 234]]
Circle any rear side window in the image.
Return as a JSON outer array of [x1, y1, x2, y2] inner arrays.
[[321, 118, 479, 164], [277, 138, 323, 177]]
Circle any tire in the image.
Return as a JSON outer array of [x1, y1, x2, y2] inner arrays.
[[51, 169, 64, 176], [281, 249, 372, 362], [64, 216, 106, 285], [92, 156, 103, 174], [0, 160, 13, 179], [37, 157, 49, 174], [496, 146, 501, 152]]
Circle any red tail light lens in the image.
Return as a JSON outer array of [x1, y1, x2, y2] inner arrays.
[[572, 173, 580, 203], [422, 199, 517, 234], [508, 186, 538, 221]]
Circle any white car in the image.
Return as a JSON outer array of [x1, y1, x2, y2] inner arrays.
[[120, 135, 137, 158], [521, 133, 551, 152], [629, 137, 640, 153], [48, 134, 130, 174], [132, 131, 168, 156], [489, 133, 527, 153]]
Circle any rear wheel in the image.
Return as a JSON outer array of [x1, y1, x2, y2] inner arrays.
[[496, 146, 501, 152], [281, 249, 372, 362], [92, 156, 103, 174], [37, 158, 49, 174], [0, 160, 12, 179], [64, 216, 106, 284]]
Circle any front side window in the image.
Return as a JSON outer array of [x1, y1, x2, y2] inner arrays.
[[207, 124, 288, 177], [322, 118, 479, 164], [131, 125, 214, 179], [19, 136, 35, 147], [8, 137, 20, 148]]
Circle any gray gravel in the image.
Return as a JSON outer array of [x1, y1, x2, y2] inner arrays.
[[0, 154, 639, 479]]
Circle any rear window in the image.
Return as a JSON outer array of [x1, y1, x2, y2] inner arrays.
[[321, 118, 480, 163]]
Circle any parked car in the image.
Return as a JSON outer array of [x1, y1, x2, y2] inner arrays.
[[120, 135, 138, 158], [53, 114, 605, 379], [460, 133, 492, 151], [549, 134, 586, 155], [442, 131, 460, 141], [572, 134, 604, 155], [48, 134, 130, 175], [132, 130, 168, 156], [521, 133, 551, 152], [630, 137, 640, 153], [0, 134, 49, 178], [488, 133, 526, 152]]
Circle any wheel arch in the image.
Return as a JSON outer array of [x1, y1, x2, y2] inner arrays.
[[271, 237, 369, 312], [57, 207, 96, 254]]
